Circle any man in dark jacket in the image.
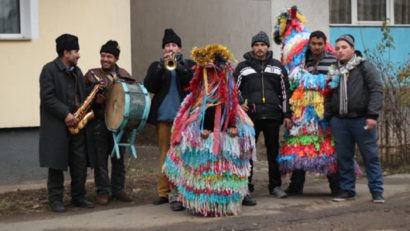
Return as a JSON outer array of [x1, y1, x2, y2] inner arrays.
[[143, 28, 195, 211], [39, 34, 94, 212], [326, 34, 384, 203], [85, 40, 135, 205], [234, 31, 292, 205]]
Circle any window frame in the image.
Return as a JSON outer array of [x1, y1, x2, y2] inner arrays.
[[0, 0, 38, 40], [330, 0, 410, 26]]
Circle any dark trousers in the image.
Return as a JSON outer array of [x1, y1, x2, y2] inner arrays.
[[249, 119, 282, 192], [288, 169, 339, 192], [92, 120, 125, 195], [47, 131, 87, 203]]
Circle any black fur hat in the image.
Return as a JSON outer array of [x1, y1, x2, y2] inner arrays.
[[162, 28, 181, 48], [100, 40, 120, 58], [56, 34, 79, 55]]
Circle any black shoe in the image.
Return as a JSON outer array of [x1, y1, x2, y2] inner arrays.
[[153, 196, 169, 205], [170, 201, 184, 211], [242, 194, 257, 206], [72, 199, 95, 208], [49, 200, 65, 213], [330, 187, 339, 197], [285, 187, 303, 196], [372, 192, 385, 203], [332, 191, 355, 202]]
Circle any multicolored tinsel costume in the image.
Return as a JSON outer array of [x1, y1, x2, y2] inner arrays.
[[273, 6, 337, 175], [162, 44, 255, 216]]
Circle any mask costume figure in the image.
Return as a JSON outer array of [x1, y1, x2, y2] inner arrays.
[[162, 45, 256, 216], [274, 6, 337, 176]]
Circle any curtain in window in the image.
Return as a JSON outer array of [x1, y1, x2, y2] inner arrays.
[[330, 0, 352, 24], [395, 0, 410, 24], [0, 0, 20, 33], [358, 0, 386, 21]]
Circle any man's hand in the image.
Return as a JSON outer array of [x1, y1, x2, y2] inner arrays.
[[162, 52, 174, 60], [283, 118, 293, 130], [95, 93, 105, 104], [228, 127, 238, 137], [64, 113, 78, 127], [201, 129, 211, 139], [365, 118, 377, 130], [241, 103, 249, 112]]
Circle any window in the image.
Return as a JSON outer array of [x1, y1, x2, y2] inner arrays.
[[0, 0, 38, 40], [395, 0, 410, 24], [330, 0, 410, 25], [0, 0, 20, 33], [357, 0, 386, 22], [330, 0, 352, 24]]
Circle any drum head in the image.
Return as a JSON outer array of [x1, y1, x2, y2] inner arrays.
[[105, 82, 125, 131]]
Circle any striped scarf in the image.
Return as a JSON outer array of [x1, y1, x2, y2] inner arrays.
[[332, 55, 365, 115]]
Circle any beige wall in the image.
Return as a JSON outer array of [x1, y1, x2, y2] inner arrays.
[[0, 0, 131, 128]]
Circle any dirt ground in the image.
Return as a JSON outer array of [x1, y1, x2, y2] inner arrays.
[[0, 145, 159, 217], [1, 136, 409, 231]]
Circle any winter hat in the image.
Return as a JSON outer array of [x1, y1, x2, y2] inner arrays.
[[336, 34, 355, 47], [162, 28, 181, 48], [251, 31, 270, 47], [56, 34, 79, 54], [100, 40, 120, 58]]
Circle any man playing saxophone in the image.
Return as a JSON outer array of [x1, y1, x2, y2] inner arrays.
[[84, 40, 135, 205], [39, 34, 95, 212]]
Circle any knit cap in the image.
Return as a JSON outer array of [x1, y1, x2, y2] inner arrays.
[[251, 31, 270, 47]]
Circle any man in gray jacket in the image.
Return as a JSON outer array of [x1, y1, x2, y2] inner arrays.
[[39, 34, 94, 212], [325, 34, 384, 203]]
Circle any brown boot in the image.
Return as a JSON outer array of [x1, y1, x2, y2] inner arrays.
[[96, 194, 109, 205], [113, 191, 133, 202]]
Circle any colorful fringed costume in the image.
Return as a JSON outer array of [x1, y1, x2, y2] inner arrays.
[[273, 6, 337, 174], [162, 45, 255, 216]]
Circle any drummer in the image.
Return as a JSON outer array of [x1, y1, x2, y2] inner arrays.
[[85, 40, 135, 205], [143, 28, 195, 211]]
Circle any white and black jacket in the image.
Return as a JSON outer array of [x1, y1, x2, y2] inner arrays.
[[233, 51, 291, 122]]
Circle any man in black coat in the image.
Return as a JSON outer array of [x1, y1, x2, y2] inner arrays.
[[39, 34, 94, 212], [234, 31, 292, 205], [144, 28, 195, 211]]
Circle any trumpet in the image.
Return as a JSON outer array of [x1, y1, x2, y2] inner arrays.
[[163, 52, 177, 71]]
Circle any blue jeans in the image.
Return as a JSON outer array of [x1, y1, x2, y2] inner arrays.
[[330, 117, 383, 195]]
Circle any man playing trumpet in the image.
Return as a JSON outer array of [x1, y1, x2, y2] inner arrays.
[[144, 28, 195, 211]]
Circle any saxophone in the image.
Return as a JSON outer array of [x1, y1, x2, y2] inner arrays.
[[68, 72, 101, 135]]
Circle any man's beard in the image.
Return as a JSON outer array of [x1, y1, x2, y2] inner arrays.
[[68, 58, 78, 67]]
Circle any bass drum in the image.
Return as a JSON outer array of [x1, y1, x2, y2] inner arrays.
[[105, 81, 150, 133]]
